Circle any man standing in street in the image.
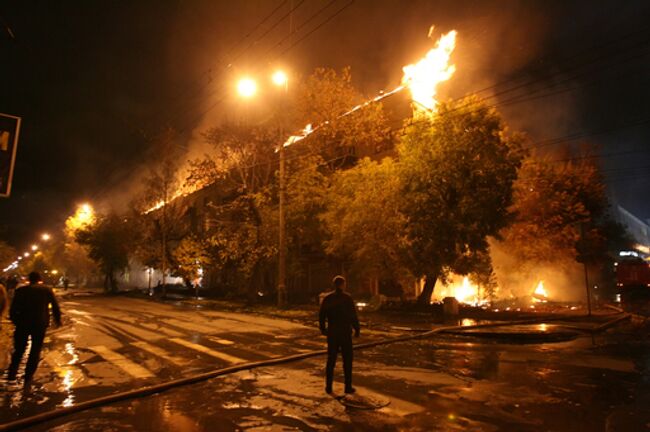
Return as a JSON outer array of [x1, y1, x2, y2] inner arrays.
[[319, 275, 360, 395], [7, 271, 61, 386]]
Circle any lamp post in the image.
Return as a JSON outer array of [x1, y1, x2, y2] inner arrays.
[[235, 71, 289, 307], [273, 70, 289, 307]]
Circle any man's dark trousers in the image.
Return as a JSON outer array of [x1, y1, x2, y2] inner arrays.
[[8, 326, 46, 381], [326, 333, 353, 391]]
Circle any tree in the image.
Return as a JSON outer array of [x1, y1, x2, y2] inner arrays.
[[187, 122, 280, 298], [398, 96, 523, 306], [204, 194, 276, 299], [62, 204, 98, 286], [321, 157, 409, 283], [135, 128, 189, 295], [184, 67, 390, 301], [76, 213, 132, 292], [281, 68, 391, 296], [497, 152, 632, 296], [172, 235, 211, 290], [293, 67, 389, 163], [193, 123, 278, 193]]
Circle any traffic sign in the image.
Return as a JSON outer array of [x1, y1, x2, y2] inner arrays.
[[0, 112, 21, 197]]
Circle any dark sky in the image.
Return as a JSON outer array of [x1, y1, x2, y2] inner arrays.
[[1, 0, 649, 249]]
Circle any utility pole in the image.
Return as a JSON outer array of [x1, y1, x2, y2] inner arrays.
[[277, 3, 292, 308], [278, 141, 287, 307], [161, 176, 168, 298], [580, 222, 592, 316]]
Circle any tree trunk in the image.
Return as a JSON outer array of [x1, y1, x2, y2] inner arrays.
[[417, 272, 439, 307], [106, 270, 117, 293], [247, 262, 260, 304]]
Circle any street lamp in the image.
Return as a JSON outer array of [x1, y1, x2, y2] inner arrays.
[[272, 69, 289, 307], [41, 233, 51, 241], [271, 70, 288, 88], [23, 252, 30, 258], [234, 70, 289, 307], [237, 77, 257, 98], [31, 244, 38, 251]]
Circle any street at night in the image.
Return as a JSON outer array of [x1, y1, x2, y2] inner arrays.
[[1, 291, 649, 431], [2, 1, 650, 430]]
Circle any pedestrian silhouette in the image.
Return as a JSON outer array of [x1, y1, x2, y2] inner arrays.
[[319, 275, 360, 394], [7, 271, 61, 387]]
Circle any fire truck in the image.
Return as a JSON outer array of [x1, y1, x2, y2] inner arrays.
[[616, 256, 650, 301]]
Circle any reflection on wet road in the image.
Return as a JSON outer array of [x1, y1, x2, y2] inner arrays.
[[2, 296, 650, 431]]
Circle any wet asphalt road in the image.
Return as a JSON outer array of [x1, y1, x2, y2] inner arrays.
[[2, 294, 650, 431]]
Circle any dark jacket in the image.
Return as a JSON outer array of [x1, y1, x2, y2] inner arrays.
[[10, 284, 61, 329], [319, 290, 360, 338]]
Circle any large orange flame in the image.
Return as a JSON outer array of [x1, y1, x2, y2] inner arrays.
[[401, 29, 457, 113], [435, 276, 487, 306], [532, 281, 549, 303]]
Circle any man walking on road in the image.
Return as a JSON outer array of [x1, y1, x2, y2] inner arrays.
[[319, 275, 360, 395], [7, 271, 61, 386]]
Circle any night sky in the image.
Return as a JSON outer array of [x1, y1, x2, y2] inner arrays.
[[1, 0, 649, 249]]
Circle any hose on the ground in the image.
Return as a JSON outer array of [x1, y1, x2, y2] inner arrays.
[[0, 312, 626, 431]]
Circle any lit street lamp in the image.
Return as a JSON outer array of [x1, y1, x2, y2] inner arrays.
[[23, 252, 30, 258], [273, 69, 289, 307], [237, 77, 257, 99], [41, 233, 51, 241], [271, 70, 288, 88], [31, 244, 38, 251], [235, 70, 289, 307]]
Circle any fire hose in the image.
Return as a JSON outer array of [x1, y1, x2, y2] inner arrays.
[[0, 312, 629, 431]]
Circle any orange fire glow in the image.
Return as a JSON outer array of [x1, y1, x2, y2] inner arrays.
[[435, 276, 487, 306], [532, 281, 549, 303], [145, 25, 459, 212]]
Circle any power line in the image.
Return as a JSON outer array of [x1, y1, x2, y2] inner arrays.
[[228, 0, 306, 65], [422, 27, 650, 124], [464, 23, 650, 100], [546, 147, 650, 164], [93, 1, 345, 202], [222, 0, 290, 60], [261, 0, 340, 58], [99, 5, 648, 204], [164, 1, 647, 158], [273, 0, 355, 59], [156, 0, 356, 142], [151, 0, 297, 131]]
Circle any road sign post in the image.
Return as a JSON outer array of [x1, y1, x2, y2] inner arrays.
[[0, 112, 21, 197]]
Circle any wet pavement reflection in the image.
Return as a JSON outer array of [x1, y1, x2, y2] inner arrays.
[[2, 296, 650, 431], [7, 331, 649, 431]]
